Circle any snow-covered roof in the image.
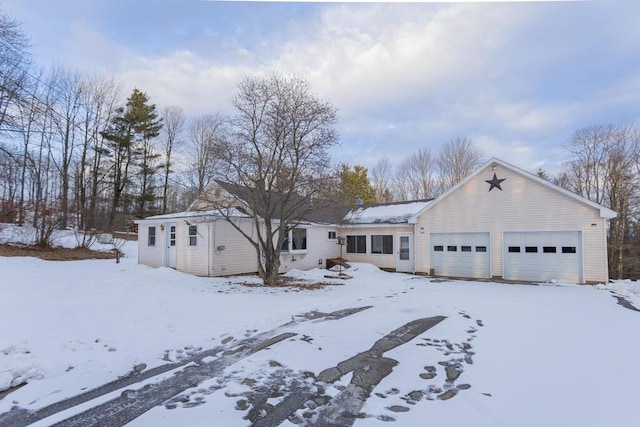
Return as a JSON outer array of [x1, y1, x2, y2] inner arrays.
[[344, 200, 433, 224], [134, 208, 250, 223]]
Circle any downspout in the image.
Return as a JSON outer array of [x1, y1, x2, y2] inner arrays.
[[603, 220, 610, 283], [412, 223, 416, 274], [208, 221, 212, 276]]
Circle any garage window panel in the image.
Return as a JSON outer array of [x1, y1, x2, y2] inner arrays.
[[543, 246, 557, 253], [525, 246, 538, 253], [508, 246, 521, 253], [475, 246, 487, 252], [447, 245, 457, 252], [562, 246, 577, 254], [461, 246, 472, 252], [434, 245, 444, 252]]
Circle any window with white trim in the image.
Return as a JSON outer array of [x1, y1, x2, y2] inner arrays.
[[188, 225, 197, 246], [371, 235, 393, 254], [291, 228, 307, 251], [148, 226, 156, 246], [327, 230, 337, 240], [346, 235, 366, 254], [281, 228, 308, 253]]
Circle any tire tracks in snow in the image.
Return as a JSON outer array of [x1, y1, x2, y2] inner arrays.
[[0, 305, 372, 427]]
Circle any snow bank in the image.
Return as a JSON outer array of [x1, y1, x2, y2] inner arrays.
[[599, 280, 640, 309]]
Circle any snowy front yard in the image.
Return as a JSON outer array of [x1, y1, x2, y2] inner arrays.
[[1, 238, 639, 426]]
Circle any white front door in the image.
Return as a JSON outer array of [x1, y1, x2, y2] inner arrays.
[[165, 223, 177, 268], [397, 233, 413, 273]]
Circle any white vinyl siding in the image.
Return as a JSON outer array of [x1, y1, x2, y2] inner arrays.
[[208, 219, 259, 276], [414, 164, 609, 283], [279, 225, 340, 272], [137, 222, 166, 268], [176, 222, 209, 276]]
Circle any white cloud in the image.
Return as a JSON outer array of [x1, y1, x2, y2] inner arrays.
[[9, 0, 640, 175]]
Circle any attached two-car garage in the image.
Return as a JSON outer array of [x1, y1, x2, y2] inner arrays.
[[429, 230, 583, 283]]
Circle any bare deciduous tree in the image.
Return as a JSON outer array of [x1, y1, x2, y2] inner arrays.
[[207, 73, 339, 286], [370, 157, 394, 203], [564, 124, 640, 279], [407, 147, 436, 199], [186, 113, 223, 195], [159, 105, 185, 213], [0, 10, 30, 130], [437, 137, 484, 192], [49, 66, 84, 229]]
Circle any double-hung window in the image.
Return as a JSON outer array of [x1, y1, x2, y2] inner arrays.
[[188, 225, 197, 246], [281, 227, 308, 252], [371, 235, 393, 254], [148, 226, 156, 246], [346, 235, 366, 254]]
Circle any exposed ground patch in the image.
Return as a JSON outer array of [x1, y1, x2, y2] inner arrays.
[[0, 244, 116, 261]]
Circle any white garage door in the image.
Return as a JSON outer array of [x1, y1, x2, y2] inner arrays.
[[503, 231, 582, 283], [430, 232, 491, 278]]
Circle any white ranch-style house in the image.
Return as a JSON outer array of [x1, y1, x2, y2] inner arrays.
[[135, 158, 616, 284]]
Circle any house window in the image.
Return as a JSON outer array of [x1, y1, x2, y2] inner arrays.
[[292, 228, 307, 251], [148, 226, 156, 246], [346, 235, 366, 254], [371, 235, 393, 254], [188, 225, 197, 246], [281, 228, 308, 252], [327, 230, 337, 240]]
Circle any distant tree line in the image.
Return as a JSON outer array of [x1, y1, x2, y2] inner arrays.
[[1, 8, 638, 280]]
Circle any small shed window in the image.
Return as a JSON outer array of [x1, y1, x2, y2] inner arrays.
[[188, 225, 197, 246], [148, 226, 156, 246]]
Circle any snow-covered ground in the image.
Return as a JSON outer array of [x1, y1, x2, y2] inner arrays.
[[1, 227, 639, 426]]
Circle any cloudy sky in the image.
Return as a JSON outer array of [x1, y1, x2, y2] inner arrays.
[[4, 0, 640, 173]]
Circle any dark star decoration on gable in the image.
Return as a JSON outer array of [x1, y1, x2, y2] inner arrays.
[[485, 173, 506, 191]]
